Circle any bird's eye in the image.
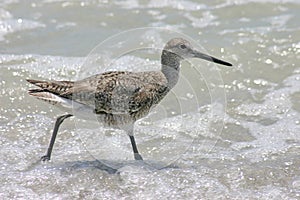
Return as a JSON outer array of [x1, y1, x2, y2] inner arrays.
[[179, 44, 187, 49]]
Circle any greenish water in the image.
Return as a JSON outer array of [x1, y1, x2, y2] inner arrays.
[[0, 0, 299, 199]]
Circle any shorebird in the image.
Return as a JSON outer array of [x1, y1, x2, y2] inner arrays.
[[27, 38, 232, 161]]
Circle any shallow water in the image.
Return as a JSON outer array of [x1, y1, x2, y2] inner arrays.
[[1, 0, 300, 199]]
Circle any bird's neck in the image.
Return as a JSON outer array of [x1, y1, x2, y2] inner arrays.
[[161, 50, 182, 89]]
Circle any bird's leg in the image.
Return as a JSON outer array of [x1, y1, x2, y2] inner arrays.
[[126, 125, 143, 160], [41, 114, 73, 161], [129, 135, 143, 160]]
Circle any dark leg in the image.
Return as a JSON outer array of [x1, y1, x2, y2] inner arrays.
[[129, 135, 143, 160], [41, 114, 73, 161]]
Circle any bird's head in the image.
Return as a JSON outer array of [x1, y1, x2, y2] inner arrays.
[[163, 38, 232, 66]]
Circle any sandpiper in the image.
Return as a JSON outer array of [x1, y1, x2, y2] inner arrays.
[[27, 38, 232, 161]]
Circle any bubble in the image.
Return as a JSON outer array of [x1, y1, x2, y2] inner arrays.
[[265, 59, 272, 64]]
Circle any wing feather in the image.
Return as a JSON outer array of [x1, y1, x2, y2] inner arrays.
[[28, 71, 169, 116]]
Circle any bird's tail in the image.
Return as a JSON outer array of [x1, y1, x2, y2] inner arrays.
[[26, 79, 74, 107], [26, 79, 74, 94]]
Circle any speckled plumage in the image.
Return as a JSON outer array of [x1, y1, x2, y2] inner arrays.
[[28, 70, 170, 127], [27, 38, 232, 161]]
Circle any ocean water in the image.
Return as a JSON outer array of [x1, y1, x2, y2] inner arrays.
[[0, 0, 299, 199]]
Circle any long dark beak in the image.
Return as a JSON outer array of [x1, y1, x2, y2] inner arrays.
[[193, 50, 232, 66]]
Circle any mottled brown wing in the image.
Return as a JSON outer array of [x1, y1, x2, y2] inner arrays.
[[93, 72, 169, 115], [35, 70, 168, 115], [128, 81, 169, 114], [60, 71, 128, 109], [56, 71, 145, 113]]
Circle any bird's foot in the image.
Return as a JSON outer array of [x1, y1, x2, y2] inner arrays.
[[41, 155, 50, 162], [134, 153, 143, 160]]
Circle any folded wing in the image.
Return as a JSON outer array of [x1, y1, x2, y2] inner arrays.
[[27, 71, 168, 116]]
